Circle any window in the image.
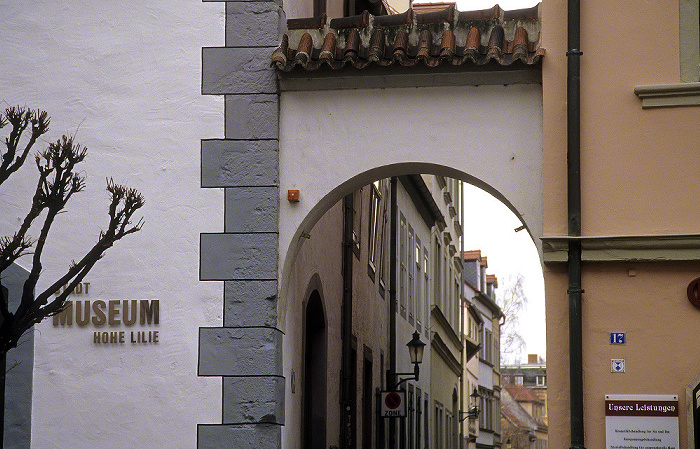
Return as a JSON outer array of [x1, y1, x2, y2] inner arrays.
[[536, 375, 546, 387], [445, 411, 453, 449], [478, 388, 498, 432], [635, 2, 700, 107], [424, 248, 430, 337], [483, 329, 493, 364], [453, 275, 459, 331], [408, 225, 415, 324], [515, 375, 524, 385], [351, 189, 362, 257], [377, 180, 389, 294], [362, 349, 373, 449], [400, 214, 407, 318], [408, 384, 415, 449], [435, 402, 444, 449], [680, 0, 700, 82], [447, 263, 453, 326], [434, 237, 442, 312], [415, 236, 422, 332], [368, 181, 382, 275], [424, 396, 430, 449], [416, 388, 422, 449]]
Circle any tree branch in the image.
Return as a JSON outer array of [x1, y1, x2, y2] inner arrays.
[[0, 107, 144, 356], [0, 107, 49, 186]]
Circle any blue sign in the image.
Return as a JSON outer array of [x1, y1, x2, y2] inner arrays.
[[610, 332, 626, 345]]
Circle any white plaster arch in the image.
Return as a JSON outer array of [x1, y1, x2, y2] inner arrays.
[[278, 83, 543, 327]]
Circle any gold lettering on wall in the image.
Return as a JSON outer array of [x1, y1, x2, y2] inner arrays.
[[55, 296, 161, 345]]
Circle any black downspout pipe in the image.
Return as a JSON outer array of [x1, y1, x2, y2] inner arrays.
[[567, 0, 585, 448], [388, 177, 398, 449], [341, 194, 354, 449]]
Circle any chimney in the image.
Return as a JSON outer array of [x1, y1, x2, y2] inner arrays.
[[528, 354, 538, 364]]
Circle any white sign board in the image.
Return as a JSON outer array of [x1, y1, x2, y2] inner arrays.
[[381, 391, 406, 417], [605, 394, 679, 449]]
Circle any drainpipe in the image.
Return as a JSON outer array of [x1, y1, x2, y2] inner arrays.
[[388, 177, 398, 449], [459, 181, 465, 449], [341, 193, 354, 449], [567, 0, 585, 447]]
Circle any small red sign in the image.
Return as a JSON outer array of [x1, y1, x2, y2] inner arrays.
[[380, 391, 406, 417]]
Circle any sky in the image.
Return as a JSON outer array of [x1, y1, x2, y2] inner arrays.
[[431, 0, 546, 363], [462, 184, 546, 364]]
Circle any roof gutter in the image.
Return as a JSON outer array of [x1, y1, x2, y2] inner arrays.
[[567, 0, 585, 447]]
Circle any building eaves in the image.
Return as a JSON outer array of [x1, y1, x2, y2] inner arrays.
[[399, 174, 446, 228], [474, 289, 502, 317], [273, 4, 544, 73]]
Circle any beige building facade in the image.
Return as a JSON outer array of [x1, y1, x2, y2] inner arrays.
[[540, 0, 700, 448]]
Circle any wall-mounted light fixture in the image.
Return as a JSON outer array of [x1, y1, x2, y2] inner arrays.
[[460, 389, 481, 421], [388, 331, 425, 389]]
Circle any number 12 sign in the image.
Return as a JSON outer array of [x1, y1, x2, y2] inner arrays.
[[610, 332, 626, 345]]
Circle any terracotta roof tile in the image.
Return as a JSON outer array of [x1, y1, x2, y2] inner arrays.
[[486, 274, 498, 286], [505, 384, 544, 404], [463, 250, 482, 261], [272, 3, 544, 73]]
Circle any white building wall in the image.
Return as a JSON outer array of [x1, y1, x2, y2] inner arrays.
[[1, 2, 224, 447], [278, 84, 543, 323]]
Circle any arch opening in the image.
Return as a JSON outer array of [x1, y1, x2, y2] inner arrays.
[[281, 170, 546, 449], [279, 164, 542, 326]]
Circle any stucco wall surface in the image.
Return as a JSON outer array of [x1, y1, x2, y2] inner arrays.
[[278, 84, 544, 323], [541, 1, 700, 448], [0, 1, 224, 447], [542, 0, 700, 237]]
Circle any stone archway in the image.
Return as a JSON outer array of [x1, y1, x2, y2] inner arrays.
[[277, 83, 543, 327]]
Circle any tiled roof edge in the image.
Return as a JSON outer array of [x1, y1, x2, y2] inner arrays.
[[272, 3, 543, 73]]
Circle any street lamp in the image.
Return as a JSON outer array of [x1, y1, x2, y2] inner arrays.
[[407, 330, 426, 378], [389, 331, 426, 388], [460, 388, 481, 421]]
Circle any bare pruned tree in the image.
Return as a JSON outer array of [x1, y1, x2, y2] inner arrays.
[[497, 273, 528, 364], [0, 106, 144, 357]]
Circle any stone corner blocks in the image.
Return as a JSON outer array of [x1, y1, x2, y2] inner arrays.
[[225, 186, 279, 233], [200, 232, 278, 281], [198, 423, 281, 449], [225, 3, 286, 48], [202, 47, 278, 95], [201, 139, 279, 188], [198, 327, 283, 377], [224, 280, 278, 327], [225, 94, 279, 140], [223, 376, 285, 425]]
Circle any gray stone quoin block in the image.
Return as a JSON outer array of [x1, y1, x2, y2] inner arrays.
[[201, 139, 279, 188], [226, 2, 286, 48], [225, 186, 279, 233], [202, 47, 278, 95], [198, 424, 282, 449], [225, 94, 279, 140], [224, 280, 278, 327], [200, 233, 278, 280], [223, 377, 285, 424], [198, 327, 283, 377]]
